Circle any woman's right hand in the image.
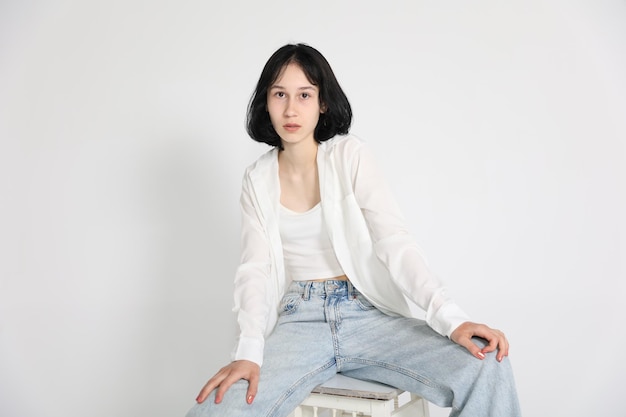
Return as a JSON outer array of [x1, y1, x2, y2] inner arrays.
[[195, 360, 261, 405]]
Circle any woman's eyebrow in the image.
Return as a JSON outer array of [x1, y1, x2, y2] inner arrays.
[[269, 85, 317, 90]]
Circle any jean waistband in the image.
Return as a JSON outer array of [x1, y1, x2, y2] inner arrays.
[[287, 280, 359, 300]]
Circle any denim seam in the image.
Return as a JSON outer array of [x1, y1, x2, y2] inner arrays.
[[338, 357, 447, 390], [264, 360, 336, 417], [279, 293, 304, 315]]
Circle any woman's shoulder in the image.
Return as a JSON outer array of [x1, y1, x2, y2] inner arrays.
[[321, 134, 368, 155], [243, 146, 278, 177]]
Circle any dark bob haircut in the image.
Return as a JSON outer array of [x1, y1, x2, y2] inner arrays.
[[246, 44, 352, 148]]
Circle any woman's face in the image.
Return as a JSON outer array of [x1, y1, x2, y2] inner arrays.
[[267, 63, 324, 149]]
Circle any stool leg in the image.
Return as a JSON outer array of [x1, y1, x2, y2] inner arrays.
[[415, 394, 430, 417], [369, 400, 393, 417]]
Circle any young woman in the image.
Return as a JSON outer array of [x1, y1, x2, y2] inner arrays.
[[186, 43, 521, 417]]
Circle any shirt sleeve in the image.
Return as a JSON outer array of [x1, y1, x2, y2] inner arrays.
[[348, 139, 471, 337], [231, 172, 271, 366]]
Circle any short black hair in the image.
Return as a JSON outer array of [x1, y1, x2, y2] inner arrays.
[[246, 44, 352, 148]]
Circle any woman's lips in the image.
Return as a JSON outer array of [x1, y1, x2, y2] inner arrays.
[[283, 124, 301, 132]]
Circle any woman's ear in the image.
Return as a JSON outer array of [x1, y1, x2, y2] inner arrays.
[[320, 102, 327, 114]]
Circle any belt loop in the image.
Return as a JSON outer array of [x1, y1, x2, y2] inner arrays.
[[303, 281, 313, 301], [347, 280, 355, 299]]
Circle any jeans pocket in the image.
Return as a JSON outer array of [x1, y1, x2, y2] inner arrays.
[[353, 292, 376, 311], [279, 292, 303, 315]]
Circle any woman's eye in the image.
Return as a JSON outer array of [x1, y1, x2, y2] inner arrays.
[[301, 93, 310, 99], [276, 92, 285, 98]]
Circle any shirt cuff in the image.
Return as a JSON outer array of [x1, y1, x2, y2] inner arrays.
[[429, 301, 472, 337], [231, 336, 265, 367]]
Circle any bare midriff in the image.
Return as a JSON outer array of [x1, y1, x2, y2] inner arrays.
[[309, 274, 349, 282]]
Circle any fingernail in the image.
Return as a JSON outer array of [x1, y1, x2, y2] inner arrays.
[[477, 352, 485, 359], [247, 395, 254, 404]]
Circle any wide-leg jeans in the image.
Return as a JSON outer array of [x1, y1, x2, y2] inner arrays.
[[186, 280, 521, 417]]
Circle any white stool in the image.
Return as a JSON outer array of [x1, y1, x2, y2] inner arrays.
[[291, 374, 430, 417]]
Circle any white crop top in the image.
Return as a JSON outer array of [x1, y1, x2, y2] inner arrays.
[[279, 203, 345, 281]]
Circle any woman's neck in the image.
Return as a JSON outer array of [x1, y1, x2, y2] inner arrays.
[[278, 140, 318, 175], [277, 139, 320, 212]]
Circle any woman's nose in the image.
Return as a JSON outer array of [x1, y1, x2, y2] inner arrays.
[[284, 98, 297, 116]]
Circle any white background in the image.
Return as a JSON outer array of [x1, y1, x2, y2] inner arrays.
[[1, 1, 625, 416]]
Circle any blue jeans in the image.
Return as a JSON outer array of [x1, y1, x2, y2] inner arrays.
[[186, 280, 521, 417]]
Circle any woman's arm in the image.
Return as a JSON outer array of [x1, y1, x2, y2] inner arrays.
[[348, 139, 509, 359], [347, 140, 466, 333], [231, 173, 272, 366], [195, 172, 271, 404]]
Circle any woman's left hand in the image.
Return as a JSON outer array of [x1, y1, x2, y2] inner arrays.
[[450, 321, 509, 362]]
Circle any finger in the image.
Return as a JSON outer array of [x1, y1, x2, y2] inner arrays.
[[196, 376, 221, 404], [214, 373, 242, 404], [197, 365, 233, 403], [456, 335, 486, 360], [246, 372, 259, 404], [480, 330, 509, 362], [196, 387, 209, 404], [496, 334, 510, 362], [480, 333, 500, 354], [214, 382, 230, 404]]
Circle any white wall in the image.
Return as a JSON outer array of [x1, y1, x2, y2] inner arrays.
[[1, 1, 624, 416]]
